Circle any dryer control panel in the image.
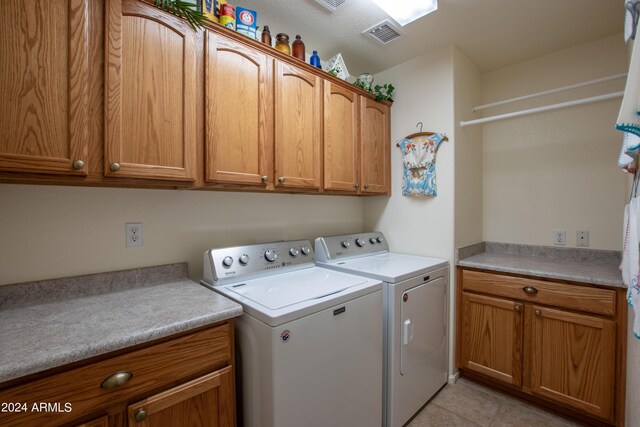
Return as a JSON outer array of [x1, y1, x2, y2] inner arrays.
[[203, 240, 314, 285], [315, 232, 389, 262]]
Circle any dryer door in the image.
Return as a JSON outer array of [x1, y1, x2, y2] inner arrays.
[[400, 277, 446, 375]]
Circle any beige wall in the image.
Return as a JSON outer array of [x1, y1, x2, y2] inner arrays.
[[453, 47, 483, 249], [0, 185, 363, 285], [481, 34, 628, 250], [364, 46, 457, 376]]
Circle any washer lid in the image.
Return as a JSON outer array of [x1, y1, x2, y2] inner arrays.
[[228, 267, 369, 310], [325, 253, 448, 283]]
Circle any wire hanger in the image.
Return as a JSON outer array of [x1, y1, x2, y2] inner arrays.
[[396, 122, 449, 147]]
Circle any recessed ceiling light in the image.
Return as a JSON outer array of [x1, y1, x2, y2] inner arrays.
[[370, 0, 438, 26]]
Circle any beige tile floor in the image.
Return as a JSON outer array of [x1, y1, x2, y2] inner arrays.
[[407, 378, 582, 427]]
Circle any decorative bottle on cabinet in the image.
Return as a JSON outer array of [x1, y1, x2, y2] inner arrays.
[[275, 33, 290, 54], [292, 35, 305, 60], [261, 25, 272, 46]]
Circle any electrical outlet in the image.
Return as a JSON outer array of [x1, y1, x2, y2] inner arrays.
[[576, 230, 589, 247], [126, 223, 143, 247], [553, 229, 566, 246]]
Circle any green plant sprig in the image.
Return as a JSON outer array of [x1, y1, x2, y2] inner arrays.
[[354, 81, 395, 103], [155, 0, 207, 30]]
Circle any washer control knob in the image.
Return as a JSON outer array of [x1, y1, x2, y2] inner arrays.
[[355, 238, 365, 247], [289, 248, 299, 257], [222, 256, 234, 267], [239, 254, 250, 265], [264, 249, 277, 262], [369, 237, 377, 244], [300, 246, 311, 255], [341, 240, 350, 248], [376, 236, 384, 244]]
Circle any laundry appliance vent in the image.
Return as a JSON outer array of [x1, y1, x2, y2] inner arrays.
[[363, 20, 403, 45], [314, 0, 347, 12]]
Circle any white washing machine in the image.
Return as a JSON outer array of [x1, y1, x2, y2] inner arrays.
[[315, 232, 449, 427], [202, 239, 383, 427]]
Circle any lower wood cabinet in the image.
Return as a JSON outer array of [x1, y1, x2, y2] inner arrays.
[[461, 293, 523, 387], [0, 321, 235, 427], [127, 367, 234, 427], [457, 268, 625, 426]]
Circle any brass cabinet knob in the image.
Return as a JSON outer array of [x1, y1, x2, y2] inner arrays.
[[364, 183, 369, 189], [278, 176, 285, 183], [522, 286, 538, 296], [134, 408, 148, 422], [534, 309, 542, 317], [514, 305, 521, 313], [355, 183, 360, 189], [261, 175, 269, 183], [110, 163, 121, 172], [72, 160, 85, 170], [100, 371, 132, 389]]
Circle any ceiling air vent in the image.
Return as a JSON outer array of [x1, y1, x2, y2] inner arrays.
[[363, 20, 403, 45], [314, 0, 347, 12]]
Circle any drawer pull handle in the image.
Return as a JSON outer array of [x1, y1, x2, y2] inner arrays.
[[134, 408, 148, 422], [278, 176, 285, 183], [100, 371, 132, 389], [261, 175, 269, 183], [534, 309, 542, 317], [522, 286, 538, 296], [110, 162, 121, 172], [72, 160, 85, 170], [514, 305, 521, 313]]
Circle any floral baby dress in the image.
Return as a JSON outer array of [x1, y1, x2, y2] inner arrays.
[[400, 133, 446, 197]]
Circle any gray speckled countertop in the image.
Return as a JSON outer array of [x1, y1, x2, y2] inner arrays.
[[457, 242, 624, 288], [0, 264, 242, 384]]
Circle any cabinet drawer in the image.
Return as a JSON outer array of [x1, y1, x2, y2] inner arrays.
[[0, 323, 231, 427], [462, 270, 616, 316]]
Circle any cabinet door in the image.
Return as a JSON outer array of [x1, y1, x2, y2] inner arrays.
[[461, 293, 523, 386], [274, 60, 322, 189], [77, 415, 108, 427], [529, 305, 615, 421], [323, 82, 359, 192], [105, 0, 196, 181], [127, 367, 234, 427], [205, 32, 272, 186], [360, 97, 390, 194], [0, 0, 89, 176]]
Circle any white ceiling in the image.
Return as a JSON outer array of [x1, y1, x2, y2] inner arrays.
[[235, 0, 623, 76]]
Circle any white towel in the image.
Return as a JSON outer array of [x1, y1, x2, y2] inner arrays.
[[623, 197, 640, 338], [619, 133, 640, 172], [617, 37, 640, 137]]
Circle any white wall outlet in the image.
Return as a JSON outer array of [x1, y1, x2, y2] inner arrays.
[[553, 229, 566, 246], [576, 230, 589, 247], [126, 223, 143, 247]]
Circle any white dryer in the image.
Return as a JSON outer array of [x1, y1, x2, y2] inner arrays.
[[315, 232, 449, 427], [202, 239, 383, 427]]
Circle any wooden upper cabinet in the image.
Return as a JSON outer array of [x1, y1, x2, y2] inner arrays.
[[0, 0, 89, 176], [127, 367, 234, 427], [461, 293, 523, 387], [323, 82, 359, 192], [529, 305, 616, 421], [274, 60, 322, 189], [105, 0, 196, 181], [360, 97, 390, 194], [205, 32, 273, 186]]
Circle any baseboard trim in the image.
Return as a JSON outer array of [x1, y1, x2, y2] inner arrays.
[[448, 371, 460, 384]]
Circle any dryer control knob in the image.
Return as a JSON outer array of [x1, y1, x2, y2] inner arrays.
[[356, 238, 365, 247], [341, 240, 350, 248], [300, 246, 311, 255], [369, 237, 377, 244], [289, 248, 299, 257], [239, 254, 250, 265], [376, 236, 384, 244], [222, 256, 234, 267], [264, 249, 278, 262]]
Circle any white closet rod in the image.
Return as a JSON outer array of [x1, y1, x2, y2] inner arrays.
[[460, 91, 624, 128], [472, 72, 627, 112]]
